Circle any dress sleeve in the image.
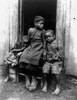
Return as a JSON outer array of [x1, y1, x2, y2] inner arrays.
[[28, 28, 35, 45], [27, 28, 31, 44]]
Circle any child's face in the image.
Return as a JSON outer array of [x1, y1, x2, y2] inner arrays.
[[34, 21, 44, 29], [45, 32, 54, 43]]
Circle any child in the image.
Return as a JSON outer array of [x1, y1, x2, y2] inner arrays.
[[19, 16, 46, 91], [42, 30, 63, 94], [4, 36, 28, 82]]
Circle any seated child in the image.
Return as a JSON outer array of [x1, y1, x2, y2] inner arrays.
[[4, 35, 28, 82], [42, 30, 63, 94], [19, 16, 46, 91]]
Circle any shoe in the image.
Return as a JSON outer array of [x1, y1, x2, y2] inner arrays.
[[52, 85, 60, 95]]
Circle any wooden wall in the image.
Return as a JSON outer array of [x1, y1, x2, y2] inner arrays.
[[0, 0, 18, 65], [56, 0, 77, 76], [0, 0, 18, 79], [66, 0, 77, 76]]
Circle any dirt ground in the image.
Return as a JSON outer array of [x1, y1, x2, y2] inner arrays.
[[0, 76, 77, 100]]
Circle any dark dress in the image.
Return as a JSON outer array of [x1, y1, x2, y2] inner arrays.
[[19, 27, 45, 66]]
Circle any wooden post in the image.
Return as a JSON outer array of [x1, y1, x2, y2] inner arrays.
[[56, 0, 66, 47], [64, 0, 71, 75], [0, 0, 19, 80], [66, 0, 77, 76], [56, 0, 71, 87], [56, 0, 71, 70], [9, 0, 19, 49], [18, 0, 23, 42], [0, 0, 10, 81]]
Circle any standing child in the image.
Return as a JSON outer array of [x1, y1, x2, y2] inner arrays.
[[42, 30, 63, 94], [19, 16, 46, 91]]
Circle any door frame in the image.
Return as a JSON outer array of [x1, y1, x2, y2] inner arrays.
[[56, 0, 71, 74], [19, 0, 71, 74]]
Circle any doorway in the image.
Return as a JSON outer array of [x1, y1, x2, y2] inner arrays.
[[21, 0, 57, 36]]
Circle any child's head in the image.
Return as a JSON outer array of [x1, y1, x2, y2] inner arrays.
[[34, 16, 44, 30], [14, 41, 21, 49], [45, 30, 55, 43]]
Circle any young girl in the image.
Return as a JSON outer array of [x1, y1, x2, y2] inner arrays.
[[19, 16, 46, 91]]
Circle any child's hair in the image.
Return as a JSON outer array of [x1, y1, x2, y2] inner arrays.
[[46, 29, 54, 35], [34, 16, 44, 23], [45, 29, 55, 37], [13, 41, 22, 49]]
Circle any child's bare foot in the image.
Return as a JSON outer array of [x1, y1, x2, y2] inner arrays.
[[11, 78, 17, 83], [52, 85, 60, 95], [29, 76, 38, 91], [41, 78, 43, 88], [4, 77, 9, 82], [42, 82, 47, 93], [25, 75, 30, 89]]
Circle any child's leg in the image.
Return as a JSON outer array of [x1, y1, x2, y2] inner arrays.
[[29, 76, 38, 91], [51, 62, 63, 95], [42, 62, 50, 92], [25, 75, 31, 89], [26, 64, 38, 91], [25, 64, 31, 89], [52, 74, 60, 95], [42, 73, 48, 92], [4, 64, 10, 82]]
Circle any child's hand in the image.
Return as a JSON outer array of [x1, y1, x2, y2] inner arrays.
[[43, 51, 46, 57], [53, 54, 58, 59], [17, 52, 22, 56], [43, 51, 46, 60]]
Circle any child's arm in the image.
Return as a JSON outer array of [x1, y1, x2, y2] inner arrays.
[[52, 49, 63, 60], [12, 46, 26, 53], [27, 28, 32, 45]]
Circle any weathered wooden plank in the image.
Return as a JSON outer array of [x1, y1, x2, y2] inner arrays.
[[56, 0, 77, 76], [0, 0, 19, 80], [56, 0, 66, 47], [9, 0, 19, 49], [0, 0, 10, 64], [18, 0, 23, 42], [66, 0, 77, 76], [56, 0, 71, 74]]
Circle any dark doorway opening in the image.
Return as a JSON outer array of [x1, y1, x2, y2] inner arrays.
[[22, 0, 57, 35]]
